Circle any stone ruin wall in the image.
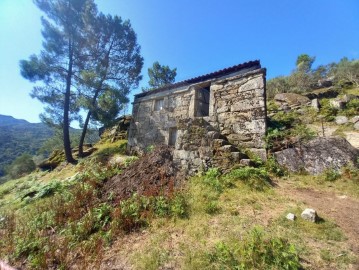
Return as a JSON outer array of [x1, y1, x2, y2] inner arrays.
[[128, 68, 267, 172], [128, 86, 195, 153], [208, 69, 267, 158]]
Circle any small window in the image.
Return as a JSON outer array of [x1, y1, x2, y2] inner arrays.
[[168, 128, 177, 146], [154, 99, 164, 111], [196, 86, 210, 117]]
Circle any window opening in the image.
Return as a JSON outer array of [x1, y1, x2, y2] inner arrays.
[[196, 86, 210, 117], [168, 128, 177, 146], [154, 99, 164, 111]]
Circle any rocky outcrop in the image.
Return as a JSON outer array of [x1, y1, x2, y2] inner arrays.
[[100, 115, 132, 142], [274, 93, 310, 111], [273, 137, 359, 174], [304, 88, 339, 100]]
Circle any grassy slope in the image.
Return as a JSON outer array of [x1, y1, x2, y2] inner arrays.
[[124, 172, 358, 270], [1, 87, 359, 269], [0, 139, 358, 269]]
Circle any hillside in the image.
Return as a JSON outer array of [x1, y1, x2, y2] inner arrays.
[[0, 135, 358, 269], [0, 115, 53, 176], [0, 86, 358, 269]]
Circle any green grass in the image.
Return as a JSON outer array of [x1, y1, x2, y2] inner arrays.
[[1, 138, 358, 269]]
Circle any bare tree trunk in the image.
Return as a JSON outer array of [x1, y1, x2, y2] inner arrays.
[[78, 110, 92, 158], [64, 40, 75, 163], [78, 89, 101, 157]]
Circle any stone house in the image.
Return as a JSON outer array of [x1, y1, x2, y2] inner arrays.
[[128, 60, 267, 173]]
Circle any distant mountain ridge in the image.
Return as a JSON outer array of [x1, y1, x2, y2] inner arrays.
[[0, 114, 54, 176], [0, 115, 30, 126]]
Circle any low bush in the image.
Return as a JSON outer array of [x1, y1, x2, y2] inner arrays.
[[207, 227, 301, 270], [226, 167, 271, 191]]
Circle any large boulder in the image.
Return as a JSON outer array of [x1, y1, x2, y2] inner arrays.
[[274, 93, 310, 111], [273, 137, 359, 174]]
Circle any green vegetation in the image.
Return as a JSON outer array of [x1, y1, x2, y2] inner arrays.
[[0, 115, 53, 177], [142, 61, 177, 92], [0, 136, 358, 269], [266, 54, 359, 98], [5, 153, 36, 179], [20, 0, 143, 163], [266, 110, 316, 152], [207, 227, 301, 270]]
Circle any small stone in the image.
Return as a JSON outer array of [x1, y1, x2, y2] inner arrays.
[[240, 159, 252, 166], [311, 98, 320, 111], [354, 122, 359, 130], [335, 116, 348, 125], [330, 99, 346, 109], [349, 116, 359, 124], [301, 208, 318, 223], [286, 213, 296, 221]]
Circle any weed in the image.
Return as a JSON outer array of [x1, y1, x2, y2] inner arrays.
[[323, 168, 341, 182], [265, 156, 287, 177], [207, 227, 301, 270], [124, 156, 139, 167], [145, 144, 155, 153], [226, 167, 271, 191], [170, 193, 189, 218]]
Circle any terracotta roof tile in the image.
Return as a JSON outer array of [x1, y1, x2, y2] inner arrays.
[[135, 60, 261, 99]]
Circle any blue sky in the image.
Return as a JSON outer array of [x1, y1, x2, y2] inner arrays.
[[0, 0, 358, 124]]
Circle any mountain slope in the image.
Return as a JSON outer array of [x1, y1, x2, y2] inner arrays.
[[0, 115, 53, 176]]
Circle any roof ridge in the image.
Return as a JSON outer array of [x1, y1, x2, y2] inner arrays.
[[135, 60, 261, 99]]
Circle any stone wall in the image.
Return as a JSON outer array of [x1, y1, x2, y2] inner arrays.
[[128, 87, 196, 153], [207, 69, 266, 159], [128, 67, 267, 163]]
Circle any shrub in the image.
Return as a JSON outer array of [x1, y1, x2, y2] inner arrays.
[[324, 168, 341, 182], [208, 227, 301, 270], [320, 98, 338, 121], [169, 193, 188, 218], [227, 167, 271, 191], [265, 157, 287, 177], [343, 98, 359, 117], [6, 153, 36, 179]]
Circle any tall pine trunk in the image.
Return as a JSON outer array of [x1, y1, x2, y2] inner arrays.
[[78, 110, 92, 158], [78, 89, 101, 157], [64, 40, 75, 163]]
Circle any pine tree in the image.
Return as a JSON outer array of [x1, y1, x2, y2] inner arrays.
[[142, 61, 177, 91], [20, 0, 98, 163], [77, 13, 143, 157]]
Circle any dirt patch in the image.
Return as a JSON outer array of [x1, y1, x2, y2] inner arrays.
[[102, 145, 183, 203], [277, 182, 359, 255]]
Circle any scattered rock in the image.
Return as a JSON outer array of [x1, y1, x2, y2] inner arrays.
[[311, 98, 320, 111], [317, 77, 334, 88], [301, 208, 318, 223], [286, 213, 296, 221], [335, 116, 348, 125], [99, 115, 132, 140], [354, 122, 359, 130], [349, 116, 359, 124], [330, 99, 346, 109], [305, 87, 339, 100], [240, 159, 253, 166], [38, 149, 66, 171], [274, 93, 310, 111], [273, 137, 359, 174]]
